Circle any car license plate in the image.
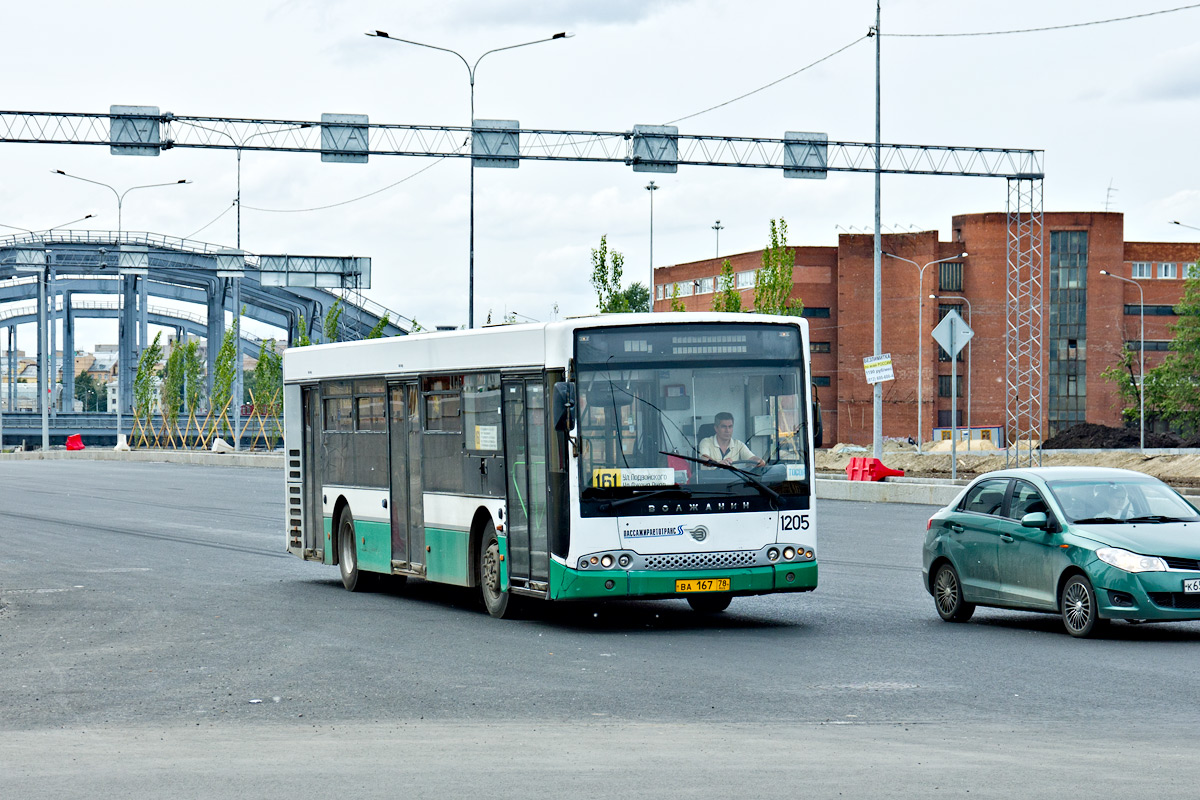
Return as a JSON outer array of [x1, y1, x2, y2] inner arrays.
[[676, 578, 730, 593], [1184, 579, 1200, 594]]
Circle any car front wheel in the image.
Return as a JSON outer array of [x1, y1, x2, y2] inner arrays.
[[1060, 574, 1105, 638], [933, 562, 975, 623]]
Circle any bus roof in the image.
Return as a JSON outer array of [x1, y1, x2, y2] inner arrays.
[[282, 312, 808, 383]]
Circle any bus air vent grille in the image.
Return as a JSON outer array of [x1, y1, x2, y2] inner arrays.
[[643, 551, 757, 570]]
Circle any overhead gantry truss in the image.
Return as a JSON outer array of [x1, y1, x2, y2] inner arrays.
[[0, 107, 1046, 456], [0, 109, 1043, 178]]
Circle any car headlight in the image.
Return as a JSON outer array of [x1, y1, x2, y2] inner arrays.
[[1096, 547, 1167, 573]]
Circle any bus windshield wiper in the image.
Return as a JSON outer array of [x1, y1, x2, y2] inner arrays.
[[659, 451, 781, 507], [601, 487, 691, 512]]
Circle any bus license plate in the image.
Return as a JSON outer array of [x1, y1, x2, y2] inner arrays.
[[676, 578, 730, 593], [1184, 579, 1200, 594]]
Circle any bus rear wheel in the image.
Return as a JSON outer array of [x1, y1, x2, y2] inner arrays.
[[479, 531, 516, 619], [687, 594, 732, 614], [338, 508, 370, 592]]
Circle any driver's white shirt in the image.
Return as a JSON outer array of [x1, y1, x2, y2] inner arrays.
[[698, 436, 757, 463]]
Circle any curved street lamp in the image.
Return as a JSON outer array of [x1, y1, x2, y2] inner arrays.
[[883, 251, 967, 452], [52, 170, 190, 239], [368, 29, 573, 328], [0, 214, 96, 236]]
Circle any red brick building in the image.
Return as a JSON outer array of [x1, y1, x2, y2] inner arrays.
[[653, 212, 1200, 447]]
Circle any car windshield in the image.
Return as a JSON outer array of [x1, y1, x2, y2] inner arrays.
[[1046, 478, 1200, 523], [575, 323, 810, 500]]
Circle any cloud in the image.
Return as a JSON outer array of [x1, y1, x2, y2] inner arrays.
[[1113, 42, 1200, 102]]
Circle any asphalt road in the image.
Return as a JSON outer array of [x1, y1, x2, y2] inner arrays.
[[2, 460, 1199, 798]]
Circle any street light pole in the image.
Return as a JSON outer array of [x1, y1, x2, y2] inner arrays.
[[712, 219, 723, 258], [52, 171, 190, 239], [932, 293, 973, 451], [883, 251, 967, 453], [368, 30, 572, 329], [646, 180, 659, 300], [0, 214, 96, 235], [1101, 269, 1145, 451]]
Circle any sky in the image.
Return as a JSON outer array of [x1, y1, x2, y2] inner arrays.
[[2, 0, 1199, 350]]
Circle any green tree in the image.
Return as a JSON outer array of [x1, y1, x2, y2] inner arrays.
[[616, 282, 650, 313], [322, 297, 344, 344], [1144, 268, 1200, 434], [591, 235, 634, 313], [160, 340, 186, 426], [211, 324, 239, 430], [753, 218, 802, 316], [670, 283, 686, 312], [181, 339, 205, 417], [295, 313, 313, 347], [366, 313, 390, 339], [133, 331, 165, 422], [74, 371, 106, 412], [712, 259, 743, 312], [1099, 345, 1140, 427], [253, 339, 283, 410]]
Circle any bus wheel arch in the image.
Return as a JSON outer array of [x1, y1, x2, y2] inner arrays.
[[473, 509, 515, 619]]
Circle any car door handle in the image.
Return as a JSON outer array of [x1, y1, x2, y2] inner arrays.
[[1000, 534, 1014, 543], [950, 524, 964, 533]]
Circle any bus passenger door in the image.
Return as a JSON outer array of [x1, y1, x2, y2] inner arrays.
[[302, 385, 323, 556], [503, 378, 550, 589], [388, 382, 424, 572]]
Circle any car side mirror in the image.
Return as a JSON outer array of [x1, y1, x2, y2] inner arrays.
[[552, 381, 576, 432], [1021, 511, 1050, 530]]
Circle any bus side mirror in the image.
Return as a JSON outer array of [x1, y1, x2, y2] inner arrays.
[[552, 382, 576, 432]]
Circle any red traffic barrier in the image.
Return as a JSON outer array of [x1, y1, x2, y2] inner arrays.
[[65, 433, 86, 451], [845, 456, 904, 482]]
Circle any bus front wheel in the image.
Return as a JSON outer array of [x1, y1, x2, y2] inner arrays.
[[479, 531, 516, 619]]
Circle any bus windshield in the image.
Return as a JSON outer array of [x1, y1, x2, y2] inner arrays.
[[575, 323, 810, 501]]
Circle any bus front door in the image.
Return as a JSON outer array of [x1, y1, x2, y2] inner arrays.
[[388, 382, 425, 573], [503, 378, 550, 590]]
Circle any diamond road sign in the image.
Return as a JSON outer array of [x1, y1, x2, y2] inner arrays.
[[931, 309, 974, 357]]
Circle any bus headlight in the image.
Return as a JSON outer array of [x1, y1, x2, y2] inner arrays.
[[601, 555, 614, 568], [618, 555, 632, 568], [783, 547, 796, 560], [767, 548, 780, 561]]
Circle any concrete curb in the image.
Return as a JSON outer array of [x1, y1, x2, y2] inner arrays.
[[0, 449, 285, 468]]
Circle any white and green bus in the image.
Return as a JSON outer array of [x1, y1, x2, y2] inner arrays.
[[282, 313, 821, 617]]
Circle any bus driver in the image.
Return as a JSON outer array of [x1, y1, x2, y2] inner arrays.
[[699, 412, 766, 467]]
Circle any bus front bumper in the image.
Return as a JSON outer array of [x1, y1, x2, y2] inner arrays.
[[551, 560, 818, 601]]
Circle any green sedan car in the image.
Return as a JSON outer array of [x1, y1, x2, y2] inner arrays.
[[922, 466, 1200, 637]]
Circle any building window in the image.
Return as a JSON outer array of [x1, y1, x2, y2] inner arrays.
[[1131, 262, 1152, 279], [674, 281, 693, 297], [938, 375, 964, 397], [696, 277, 714, 294], [809, 341, 831, 353], [1127, 340, 1171, 352], [812, 375, 831, 387], [736, 270, 756, 289], [939, 262, 963, 292], [800, 307, 831, 319], [1159, 262, 1177, 279], [936, 410, 964, 427], [1188, 263, 1200, 279], [1129, 305, 1177, 316], [655, 285, 665, 300]]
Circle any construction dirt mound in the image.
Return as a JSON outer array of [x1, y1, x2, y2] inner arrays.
[[1041, 422, 1192, 450]]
